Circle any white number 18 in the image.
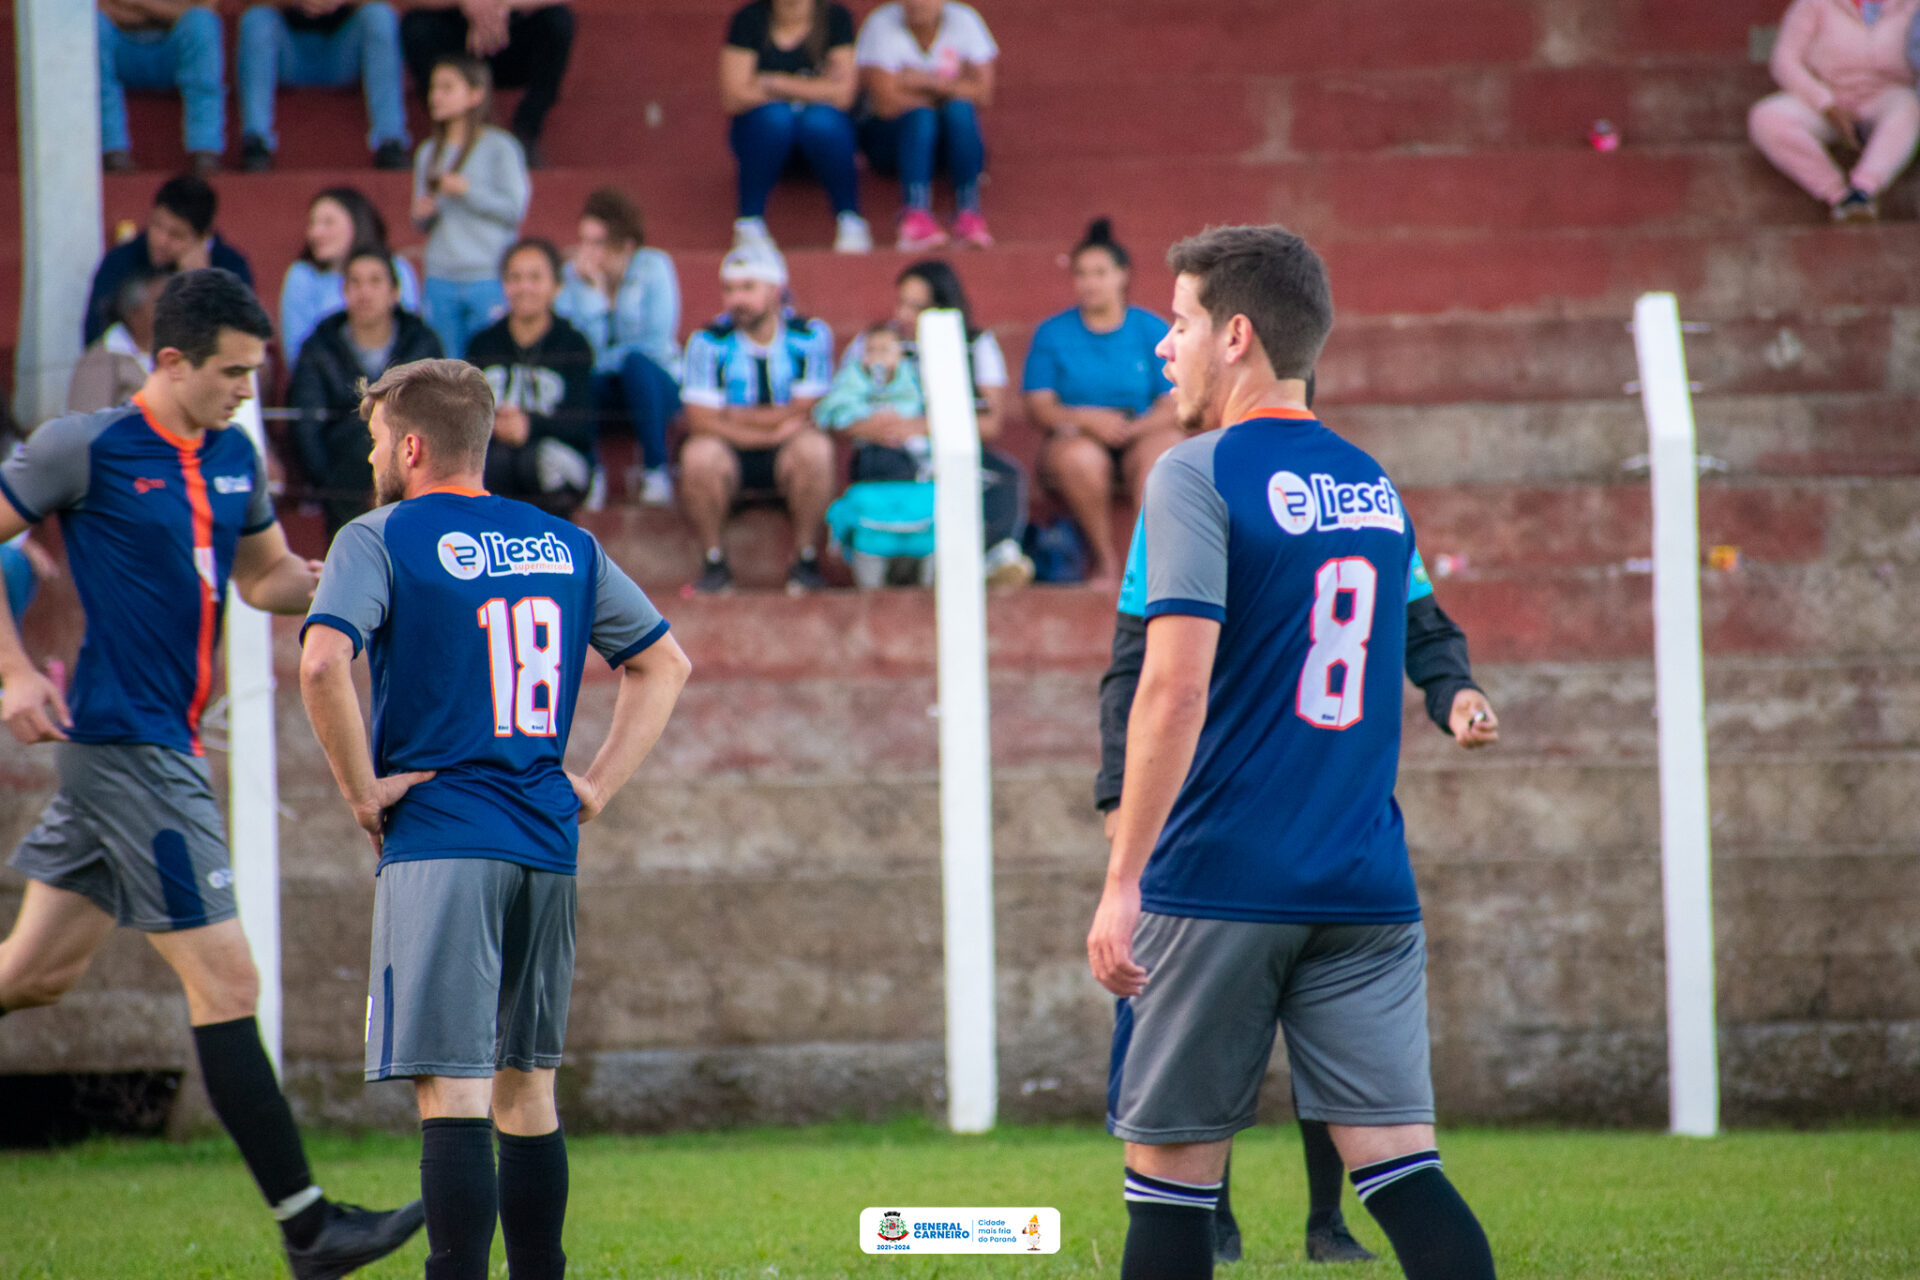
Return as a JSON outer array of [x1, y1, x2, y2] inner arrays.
[[1295, 558, 1376, 731], [478, 596, 562, 738]]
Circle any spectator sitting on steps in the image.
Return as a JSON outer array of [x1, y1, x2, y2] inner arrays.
[[289, 247, 444, 536], [678, 242, 837, 595], [1025, 218, 1179, 589], [97, 0, 226, 174], [1749, 0, 1920, 221], [280, 185, 423, 367], [464, 238, 597, 518], [84, 174, 252, 347], [69, 267, 166, 414], [237, 1, 412, 173], [722, 0, 872, 254]]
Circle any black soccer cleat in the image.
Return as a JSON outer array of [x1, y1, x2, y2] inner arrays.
[[1305, 1220, 1377, 1264], [285, 1199, 427, 1280]]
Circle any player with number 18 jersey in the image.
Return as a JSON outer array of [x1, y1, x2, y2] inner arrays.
[[305, 489, 666, 878]]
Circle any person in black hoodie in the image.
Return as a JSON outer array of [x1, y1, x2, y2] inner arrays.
[[290, 246, 444, 536], [464, 238, 598, 517]]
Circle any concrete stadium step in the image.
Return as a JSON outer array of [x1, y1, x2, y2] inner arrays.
[[1334, 393, 1920, 487]]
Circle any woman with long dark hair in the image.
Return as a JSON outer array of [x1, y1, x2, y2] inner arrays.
[[721, 0, 871, 253], [279, 185, 422, 366]]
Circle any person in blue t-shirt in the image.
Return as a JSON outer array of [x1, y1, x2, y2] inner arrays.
[[1088, 227, 1497, 1280], [301, 358, 690, 1280], [1024, 218, 1180, 587]]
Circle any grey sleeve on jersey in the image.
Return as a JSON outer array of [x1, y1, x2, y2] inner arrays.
[[1142, 450, 1230, 622], [591, 540, 669, 666], [0, 414, 99, 522], [303, 517, 393, 657], [241, 438, 276, 534]]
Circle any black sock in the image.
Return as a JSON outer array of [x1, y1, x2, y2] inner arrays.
[[191, 1017, 320, 1235], [1122, 1168, 1218, 1280], [1351, 1151, 1495, 1280], [421, 1118, 497, 1280], [498, 1127, 568, 1280], [1300, 1118, 1347, 1231]]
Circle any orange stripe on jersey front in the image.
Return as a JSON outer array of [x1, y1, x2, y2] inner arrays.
[[134, 393, 219, 756]]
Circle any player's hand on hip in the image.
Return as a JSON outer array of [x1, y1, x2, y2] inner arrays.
[[2, 664, 71, 744], [353, 771, 437, 855], [1087, 878, 1148, 997], [1449, 688, 1500, 749], [567, 771, 606, 825]]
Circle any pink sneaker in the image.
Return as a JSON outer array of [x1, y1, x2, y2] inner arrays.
[[897, 208, 949, 251], [951, 211, 994, 249]]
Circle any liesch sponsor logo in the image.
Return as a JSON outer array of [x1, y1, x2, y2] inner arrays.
[[212, 473, 253, 495], [438, 530, 576, 581], [1268, 470, 1406, 536], [859, 1207, 1060, 1255]]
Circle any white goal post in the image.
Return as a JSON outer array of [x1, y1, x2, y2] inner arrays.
[[919, 308, 998, 1134], [1630, 292, 1720, 1139]]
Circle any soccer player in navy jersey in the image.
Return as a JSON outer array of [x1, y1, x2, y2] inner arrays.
[[1087, 227, 1497, 1280], [1097, 385, 1498, 1266], [300, 359, 690, 1280], [0, 268, 426, 1279]]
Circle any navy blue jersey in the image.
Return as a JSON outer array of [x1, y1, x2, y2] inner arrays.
[[0, 399, 277, 755], [1139, 410, 1418, 924], [304, 489, 667, 874]]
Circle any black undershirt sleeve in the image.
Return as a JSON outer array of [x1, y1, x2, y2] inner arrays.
[[1405, 595, 1479, 733]]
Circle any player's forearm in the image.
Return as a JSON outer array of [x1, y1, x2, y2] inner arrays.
[[1106, 677, 1206, 885], [299, 655, 379, 809], [0, 601, 35, 683], [239, 553, 321, 616], [582, 641, 691, 809]]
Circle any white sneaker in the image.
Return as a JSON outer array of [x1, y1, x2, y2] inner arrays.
[[833, 213, 873, 253], [732, 217, 776, 250], [983, 538, 1035, 589], [637, 466, 674, 507]]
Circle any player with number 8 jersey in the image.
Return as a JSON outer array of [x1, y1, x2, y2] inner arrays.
[[1138, 411, 1418, 924]]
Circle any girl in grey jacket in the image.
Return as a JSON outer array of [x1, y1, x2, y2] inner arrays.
[[413, 54, 530, 358]]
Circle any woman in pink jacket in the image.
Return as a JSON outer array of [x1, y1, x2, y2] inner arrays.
[[1749, 0, 1920, 220]]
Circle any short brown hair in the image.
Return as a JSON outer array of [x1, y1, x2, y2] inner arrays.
[[581, 186, 645, 249], [1165, 225, 1332, 381], [359, 359, 494, 473]]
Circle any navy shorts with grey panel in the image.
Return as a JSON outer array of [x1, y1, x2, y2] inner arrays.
[[9, 742, 236, 932], [1108, 914, 1434, 1144], [366, 857, 577, 1081]]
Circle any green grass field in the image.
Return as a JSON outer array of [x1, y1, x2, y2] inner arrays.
[[4, 1121, 1916, 1278]]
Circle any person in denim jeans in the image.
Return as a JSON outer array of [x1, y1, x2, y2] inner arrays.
[[554, 188, 683, 507], [237, 2, 411, 173], [855, 0, 996, 251], [412, 55, 529, 358], [722, 0, 871, 254], [97, 2, 226, 174]]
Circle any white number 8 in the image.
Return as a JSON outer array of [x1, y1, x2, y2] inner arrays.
[[478, 597, 563, 738], [1295, 557, 1376, 731]]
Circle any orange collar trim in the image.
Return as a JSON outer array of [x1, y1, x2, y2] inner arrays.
[[1244, 406, 1317, 421], [130, 392, 204, 453], [419, 484, 490, 498]]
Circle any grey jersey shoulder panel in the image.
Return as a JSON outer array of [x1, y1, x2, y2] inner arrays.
[[1142, 431, 1230, 615]]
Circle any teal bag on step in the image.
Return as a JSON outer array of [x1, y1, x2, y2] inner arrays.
[[825, 481, 937, 559]]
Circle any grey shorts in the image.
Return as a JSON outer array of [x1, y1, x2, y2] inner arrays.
[[1108, 914, 1434, 1143], [366, 857, 577, 1081], [9, 742, 236, 933]]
